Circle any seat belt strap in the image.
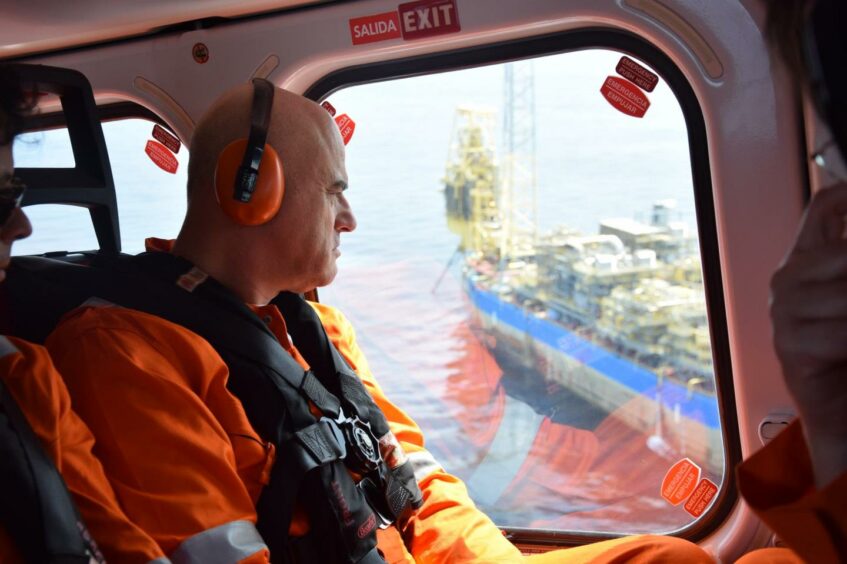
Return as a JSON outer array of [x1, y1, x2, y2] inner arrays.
[[294, 418, 347, 471], [0, 379, 103, 563], [106, 254, 346, 420], [357, 547, 387, 564]]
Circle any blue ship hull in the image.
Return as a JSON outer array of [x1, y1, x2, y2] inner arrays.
[[465, 278, 721, 432]]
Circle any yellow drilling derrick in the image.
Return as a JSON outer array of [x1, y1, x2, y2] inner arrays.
[[443, 106, 502, 259]]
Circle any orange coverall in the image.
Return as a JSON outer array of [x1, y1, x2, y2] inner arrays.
[[735, 420, 847, 564], [0, 335, 166, 563], [45, 260, 712, 562]]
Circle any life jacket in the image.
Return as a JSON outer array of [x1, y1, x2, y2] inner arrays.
[[0, 338, 104, 564], [88, 251, 424, 564]]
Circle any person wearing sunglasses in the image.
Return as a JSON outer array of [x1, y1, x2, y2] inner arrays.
[[0, 172, 27, 261], [0, 65, 168, 563], [734, 1, 847, 563]]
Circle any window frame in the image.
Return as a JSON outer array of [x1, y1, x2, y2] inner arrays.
[[16, 102, 178, 256], [22, 101, 167, 132], [15, 31, 738, 545], [305, 27, 738, 547]]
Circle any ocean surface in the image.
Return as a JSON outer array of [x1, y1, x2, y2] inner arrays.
[[13, 49, 721, 534]]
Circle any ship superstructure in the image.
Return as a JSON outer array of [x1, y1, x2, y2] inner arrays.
[[442, 91, 721, 471]]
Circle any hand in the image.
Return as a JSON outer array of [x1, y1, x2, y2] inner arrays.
[[770, 184, 847, 487]]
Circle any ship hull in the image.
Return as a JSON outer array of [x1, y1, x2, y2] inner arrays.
[[465, 277, 724, 474]]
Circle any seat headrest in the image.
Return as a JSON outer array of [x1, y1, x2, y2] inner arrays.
[[3, 255, 115, 343], [12, 64, 120, 253]]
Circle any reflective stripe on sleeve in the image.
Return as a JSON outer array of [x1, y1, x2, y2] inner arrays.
[[0, 335, 20, 358], [148, 558, 173, 564], [169, 520, 268, 564], [408, 450, 442, 482]]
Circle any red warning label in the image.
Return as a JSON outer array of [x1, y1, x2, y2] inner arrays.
[[321, 101, 337, 117], [615, 56, 659, 92], [335, 114, 356, 146], [661, 458, 701, 506], [145, 140, 178, 174], [600, 76, 650, 118], [398, 0, 460, 40], [684, 478, 718, 517], [349, 11, 402, 45], [152, 124, 181, 154]]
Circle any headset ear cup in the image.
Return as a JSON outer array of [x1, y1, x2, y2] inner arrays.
[[215, 139, 285, 226]]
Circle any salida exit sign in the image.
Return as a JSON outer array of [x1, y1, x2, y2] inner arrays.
[[349, 0, 461, 45]]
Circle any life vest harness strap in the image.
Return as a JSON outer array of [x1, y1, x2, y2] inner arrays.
[[90, 252, 424, 562], [271, 287, 423, 524], [295, 417, 347, 470], [0, 378, 104, 563], [300, 369, 341, 416]]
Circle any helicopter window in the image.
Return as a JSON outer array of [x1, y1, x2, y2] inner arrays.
[[13, 118, 188, 256], [319, 48, 725, 536], [14, 128, 75, 168]]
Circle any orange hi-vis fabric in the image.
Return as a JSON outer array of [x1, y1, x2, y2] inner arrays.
[[0, 335, 166, 564], [734, 547, 806, 564], [46, 297, 714, 563], [737, 420, 847, 564], [45, 305, 271, 563]]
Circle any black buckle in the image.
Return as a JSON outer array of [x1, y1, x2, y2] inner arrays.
[[294, 410, 381, 475], [335, 409, 380, 475]]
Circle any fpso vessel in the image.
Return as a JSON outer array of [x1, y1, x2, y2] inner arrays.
[[443, 107, 722, 474]]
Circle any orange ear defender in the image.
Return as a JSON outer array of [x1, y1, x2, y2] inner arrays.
[[214, 78, 285, 226]]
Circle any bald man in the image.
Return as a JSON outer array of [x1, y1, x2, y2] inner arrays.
[[175, 84, 353, 298], [46, 82, 713, 563]]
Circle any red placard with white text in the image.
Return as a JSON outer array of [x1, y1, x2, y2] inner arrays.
[[152, 124, 181, 154], [145, 140, 178, 174], [660, 458, 701, 506], [683, 478, 718, 517], [335, 114, 356, 145], [600, 76, 650, 118], [615, 56, 659, 92], [349, 11, 401, 45], [349, 0, 460, 46], [398, 0, 460, 40], [321, 101, 337, 117]]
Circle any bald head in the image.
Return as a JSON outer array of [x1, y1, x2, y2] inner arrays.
[[187, 83, 340, 203], [173, 82, 354, 305]]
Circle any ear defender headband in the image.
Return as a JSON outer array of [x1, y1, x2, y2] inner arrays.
[[215, 78, 285, 226], [804, 0, 847, 162]]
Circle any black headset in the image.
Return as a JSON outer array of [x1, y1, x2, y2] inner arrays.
[[214, 78, 285, 226]]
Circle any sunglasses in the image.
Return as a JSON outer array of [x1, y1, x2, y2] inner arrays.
[[0, 173, 26, 227]]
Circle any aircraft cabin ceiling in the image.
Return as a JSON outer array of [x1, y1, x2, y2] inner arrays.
[[0, 0, 331, 59]]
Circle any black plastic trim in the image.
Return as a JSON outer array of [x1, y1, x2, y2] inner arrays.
[[16, 100, 178, 257], [305, 27, 739, 548], [798, 104, 813, 205], [13, 64, 121, 254], [23, 101, 166, 132]]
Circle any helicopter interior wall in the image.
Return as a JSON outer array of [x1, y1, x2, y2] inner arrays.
[[7, 0, 808, 560]]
